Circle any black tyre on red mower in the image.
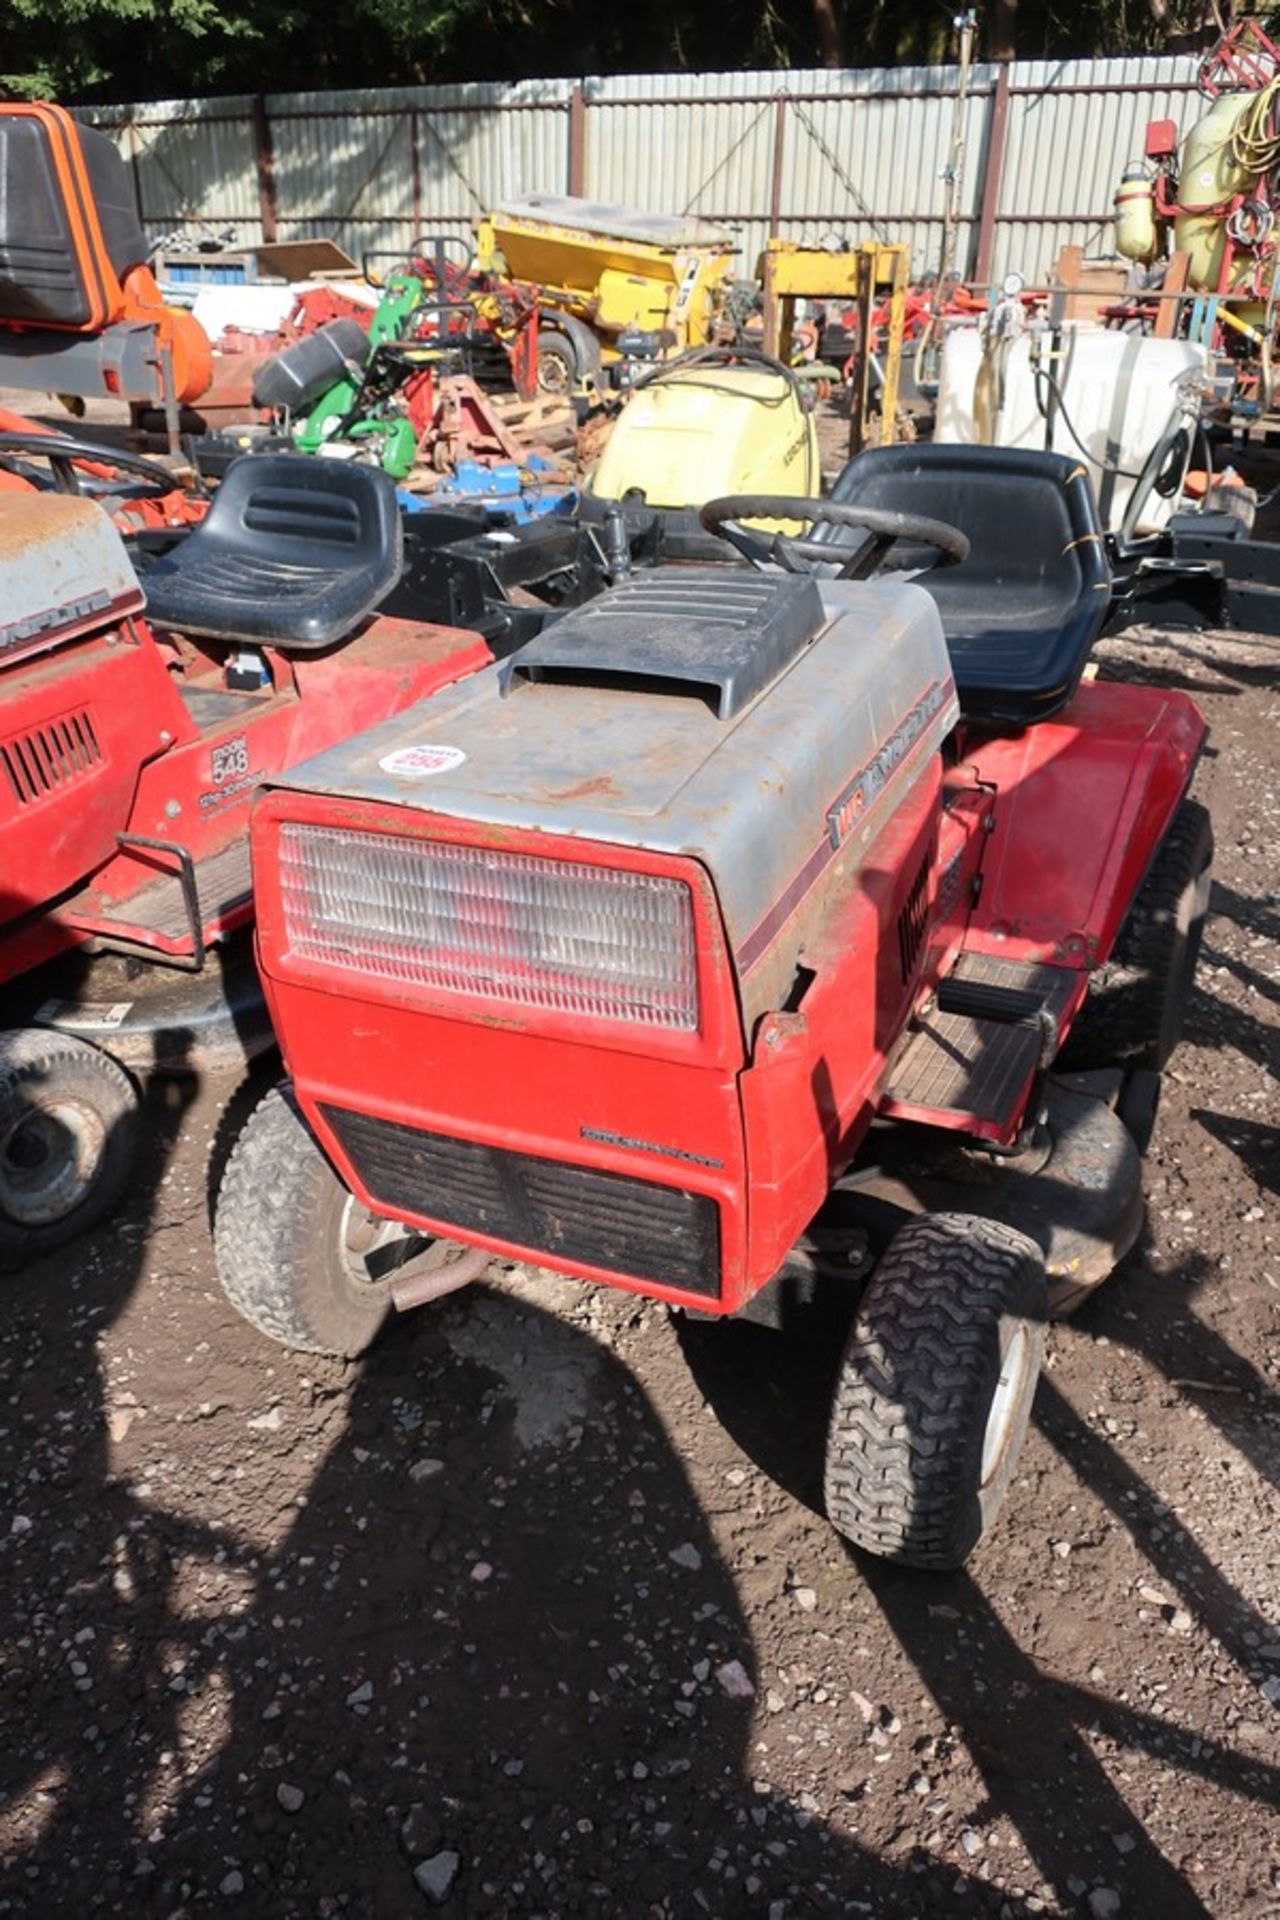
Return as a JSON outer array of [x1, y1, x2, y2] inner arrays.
[[1065, 797, 1213, 1072], [824, 1213, 1048, 1570], [216, 1083, 476, 1356], [0, 1030, 139, 1269]]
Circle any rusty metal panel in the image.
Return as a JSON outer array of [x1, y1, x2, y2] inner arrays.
[[777, 80, 992, 279], [267, 83, 572, 263], [584, 67, 994, 279]]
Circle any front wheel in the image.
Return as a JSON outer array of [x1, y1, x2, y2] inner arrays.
[[0, 1030, 139, 1269], [215, 1083, 459, 1355], [824, 1212, 1047, 1570]]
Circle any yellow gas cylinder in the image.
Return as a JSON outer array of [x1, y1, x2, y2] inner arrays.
[[1114, 163, 1158, 262], [1174, 91, 1256, 290]]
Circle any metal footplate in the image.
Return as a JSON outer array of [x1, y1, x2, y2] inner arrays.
[[879, 953, 1083, 1141], [61, 835, 253, 959]]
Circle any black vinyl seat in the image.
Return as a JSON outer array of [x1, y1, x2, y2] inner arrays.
[[830, 444, 1111, 726], [142, 455, 403, 650]]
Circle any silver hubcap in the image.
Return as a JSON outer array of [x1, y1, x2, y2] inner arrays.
[[538, 353, 572, 396], [0, 1099, 107, 1225], [980, 1324, 1032, 1488], [338, 1196, 452, 1291]]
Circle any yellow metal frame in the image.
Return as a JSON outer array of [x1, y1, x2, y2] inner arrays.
[[759, 239, 910, 456]]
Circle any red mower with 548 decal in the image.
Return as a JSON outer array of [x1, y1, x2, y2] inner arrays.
[[0, 454, 488, 1266], [215, 443, 1212, 1569]]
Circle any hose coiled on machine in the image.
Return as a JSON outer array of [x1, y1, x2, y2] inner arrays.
[[1228, 77, 1280, 178]]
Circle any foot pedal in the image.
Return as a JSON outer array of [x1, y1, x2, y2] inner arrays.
[[936, 977, 1044, 1022]]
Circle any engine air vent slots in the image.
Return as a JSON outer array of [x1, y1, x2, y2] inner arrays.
[[897, 850, 931, 984], [0, 707, 102, 806], [506, 566, 827, 720]]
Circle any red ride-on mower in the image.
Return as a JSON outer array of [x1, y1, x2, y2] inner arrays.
[[0, 454, 488, 1267], [215, 444, 1211, 1569]]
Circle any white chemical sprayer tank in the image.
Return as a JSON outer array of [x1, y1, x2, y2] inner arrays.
[[935, 323, 1211, 535]]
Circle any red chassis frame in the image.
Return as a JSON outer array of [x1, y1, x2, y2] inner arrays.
[[252, 676, 1206, 1320]]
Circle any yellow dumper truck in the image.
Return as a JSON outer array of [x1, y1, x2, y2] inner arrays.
[[474, 194, 736, 392]]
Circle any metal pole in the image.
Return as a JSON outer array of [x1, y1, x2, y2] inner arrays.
[[158, 339, 182, 460], [769, 94, 787, 237], [975, 63, 1012, 284], [252, 95, 278, 244], [937, 10, 976, 291], [568, 83, 586, 196]]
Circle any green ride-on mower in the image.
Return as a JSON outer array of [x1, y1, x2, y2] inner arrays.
[[213, 444, 1212, 1570]]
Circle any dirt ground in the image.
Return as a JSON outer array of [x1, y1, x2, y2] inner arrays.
[[0, 420, 1277, 1918]]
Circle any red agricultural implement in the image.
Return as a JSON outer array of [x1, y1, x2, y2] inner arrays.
[[0, 456, 487, 1266]]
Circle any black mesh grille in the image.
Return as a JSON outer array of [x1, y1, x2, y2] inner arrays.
[[321, 1104, 722, 1299]]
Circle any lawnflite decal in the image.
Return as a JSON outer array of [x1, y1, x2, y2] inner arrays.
[[580, 1125, 724, 1170], [826, 680, 954, 850], [379, 743, 467, 779], [0, 588, 111, 653]]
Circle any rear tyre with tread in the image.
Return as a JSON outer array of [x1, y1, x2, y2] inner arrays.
[[824, 1212, 1047, 1570], [1065, 797, 1213, 1072], [0, 1030, 139, 1269], [216, 1083, 400, 1356]]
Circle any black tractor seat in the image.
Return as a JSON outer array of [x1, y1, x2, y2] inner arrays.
[[141, 455, 403, 650], [830, 444, 1111, 727]]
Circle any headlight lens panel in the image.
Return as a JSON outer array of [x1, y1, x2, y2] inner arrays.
[[278, 823, 699, 1031]]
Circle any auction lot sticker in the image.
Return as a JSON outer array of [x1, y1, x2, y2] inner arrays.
[[378, 744, 467, 779]]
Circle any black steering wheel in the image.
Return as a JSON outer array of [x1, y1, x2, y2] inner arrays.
[[700, 494, 970, 579], [0, 430, 185, 501]]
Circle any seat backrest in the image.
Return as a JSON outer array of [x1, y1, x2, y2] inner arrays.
[[830, 443, 1110, 726], [200, 453, 400, 573], [140, 454, 403, 651], [0, 105, 146, 332]]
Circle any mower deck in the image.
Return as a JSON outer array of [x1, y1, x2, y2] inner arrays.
[[879, 954, 1083, 1138], [850, 1076, 1145, 1314], [28, 937, 272, 1074]]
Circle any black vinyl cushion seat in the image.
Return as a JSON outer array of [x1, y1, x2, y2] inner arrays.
[[830, 444, 1111, 726], [0, 114, 148, 329], [142, 455, 404, 650]]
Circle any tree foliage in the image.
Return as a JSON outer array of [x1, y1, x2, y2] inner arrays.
[[0, 0, 1243, 102]]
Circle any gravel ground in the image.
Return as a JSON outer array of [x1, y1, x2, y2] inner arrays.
[[0, 493, 1276, 1916]]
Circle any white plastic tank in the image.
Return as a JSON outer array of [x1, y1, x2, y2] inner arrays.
[[935, 323, 1211, 534]]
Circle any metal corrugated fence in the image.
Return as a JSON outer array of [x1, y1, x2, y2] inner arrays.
[[80, 54, 1203, 285]]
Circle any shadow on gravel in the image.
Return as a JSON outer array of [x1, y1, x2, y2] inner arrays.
[[1191, 1109, 1279, 1197], [1087, 1236, 1280, 1498], [1097, 631, 1280, 695], [0, 1064, 257, 1903], [680, 1247, 1280, 1920], [2, 1143, 1036, 1918]]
